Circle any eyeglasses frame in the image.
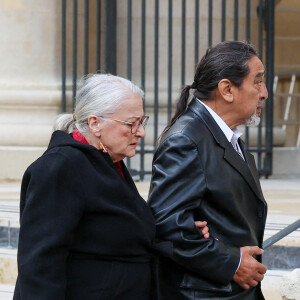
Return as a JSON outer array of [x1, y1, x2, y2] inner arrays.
[[100, 115, 149, 134]]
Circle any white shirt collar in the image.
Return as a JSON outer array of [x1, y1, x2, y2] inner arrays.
[[197, 99, 243, 144]]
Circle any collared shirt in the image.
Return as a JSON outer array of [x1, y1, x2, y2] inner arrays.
[[197, 98, 243, 271], [197, 99, 245, 160]]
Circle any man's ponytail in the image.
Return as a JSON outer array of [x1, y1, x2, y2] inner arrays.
[[159, 85, 193, 142]]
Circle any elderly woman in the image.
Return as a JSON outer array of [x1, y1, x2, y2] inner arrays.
[[13, 74, 209, 300]]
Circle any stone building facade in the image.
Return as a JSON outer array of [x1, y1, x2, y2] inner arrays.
[[0, 0, 299, 180]]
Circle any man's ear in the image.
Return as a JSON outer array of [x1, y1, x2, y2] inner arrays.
[[218, 79, 234, 103], [88, 115, 102, 136]]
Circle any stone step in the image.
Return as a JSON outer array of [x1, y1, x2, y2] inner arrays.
[[0, 284, 14, 300]]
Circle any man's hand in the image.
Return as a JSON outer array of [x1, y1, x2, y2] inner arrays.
[[233, 246, 266, 289], [194, 221, 209, 239]]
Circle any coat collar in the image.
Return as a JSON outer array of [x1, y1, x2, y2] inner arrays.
[[188, 98, 265, 204], [47, 130, 140, 193], [48, 130, 95, 151]]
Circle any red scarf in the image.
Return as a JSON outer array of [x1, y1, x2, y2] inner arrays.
[[73, 128, 125, 179]]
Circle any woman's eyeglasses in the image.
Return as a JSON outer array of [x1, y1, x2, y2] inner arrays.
[[105, 116, 149, 134]]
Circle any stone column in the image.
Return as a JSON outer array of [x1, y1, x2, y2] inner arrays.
[[0, 0, 63, 180]]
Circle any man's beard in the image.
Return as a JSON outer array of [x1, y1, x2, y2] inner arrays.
[[245, 99, 266, 127], [245, 111, 261, 127]]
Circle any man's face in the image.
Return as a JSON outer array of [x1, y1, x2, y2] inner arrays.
[[234, 56, 268, 126]]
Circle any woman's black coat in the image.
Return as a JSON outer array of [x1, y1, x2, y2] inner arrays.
[[13, 130, 156, 300]]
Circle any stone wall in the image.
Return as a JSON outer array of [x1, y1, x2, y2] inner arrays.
[[0, 0, 64, 180], [274, 0, 300, 147], [0, 0, 299, 180]]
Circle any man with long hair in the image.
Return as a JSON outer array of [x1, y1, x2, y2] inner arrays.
[[148, 41, 268, 300]]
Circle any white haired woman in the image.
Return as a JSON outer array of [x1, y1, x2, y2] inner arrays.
[[13, 74, 209, 300]]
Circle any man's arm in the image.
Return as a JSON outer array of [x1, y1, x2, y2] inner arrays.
[[148, 133, 240, 285]]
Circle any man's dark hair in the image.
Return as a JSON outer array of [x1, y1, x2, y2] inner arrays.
[[161, 40, 258, 138]]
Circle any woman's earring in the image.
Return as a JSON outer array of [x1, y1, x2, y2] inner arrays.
[[99, 139, 108, 153]]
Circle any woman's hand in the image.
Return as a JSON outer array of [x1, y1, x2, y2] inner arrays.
[[194, 221, 209, 239]]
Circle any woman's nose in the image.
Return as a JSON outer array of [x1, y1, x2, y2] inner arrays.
[[135, 125, 146, 138]]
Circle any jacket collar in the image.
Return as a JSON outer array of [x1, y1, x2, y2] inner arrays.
[[189, 98, 265, 203], [48, 130, 95, 151], [47, 130, 140, 192]]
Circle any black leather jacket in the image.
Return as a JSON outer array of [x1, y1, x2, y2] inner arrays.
[[148, 99, 267, 300]]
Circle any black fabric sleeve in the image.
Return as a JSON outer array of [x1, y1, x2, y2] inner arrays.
[[148, 133, 240, 285], [17, 152, 86, 299]]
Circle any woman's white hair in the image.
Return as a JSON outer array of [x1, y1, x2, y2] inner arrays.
[[53, 73, 144, 134]]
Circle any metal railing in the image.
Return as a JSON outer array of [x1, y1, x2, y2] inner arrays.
[[61, 0, 275, 180], [263, 218, 300, 249], [0, 205, 19, 249]]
